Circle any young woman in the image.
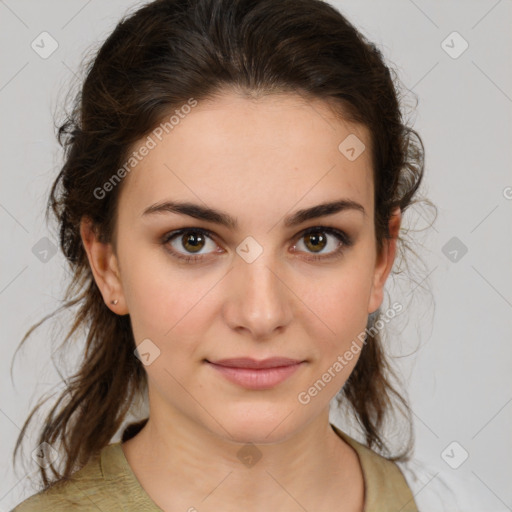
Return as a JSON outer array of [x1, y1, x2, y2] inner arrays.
[[12, 0, 430, 510]]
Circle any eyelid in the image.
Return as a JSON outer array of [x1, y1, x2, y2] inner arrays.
[[161, 225, 353, 262], [161, 227, 218, 246]]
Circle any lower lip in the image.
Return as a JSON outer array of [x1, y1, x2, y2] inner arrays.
[[207, 362, 304, 390]]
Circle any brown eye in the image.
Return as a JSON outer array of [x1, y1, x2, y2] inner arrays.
[[303, 231, 328, 253], [293, 227, 353, 261], [180, 231, 206, 253], [161, 225, 353, 265], [162, 228, 220, 262]]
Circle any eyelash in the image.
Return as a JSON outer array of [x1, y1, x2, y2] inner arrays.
[[161, 226, 353, 264]]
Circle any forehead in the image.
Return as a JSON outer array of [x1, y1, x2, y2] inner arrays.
[[118, 92, 374, 226]]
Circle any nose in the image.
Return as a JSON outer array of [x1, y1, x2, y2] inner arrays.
[[222, 253, 293, 340]]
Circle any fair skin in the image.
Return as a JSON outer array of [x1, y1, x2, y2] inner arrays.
[[81, 91, 401, 512]]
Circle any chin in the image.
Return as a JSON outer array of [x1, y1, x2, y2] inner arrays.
[[209, 410, 301, 445]]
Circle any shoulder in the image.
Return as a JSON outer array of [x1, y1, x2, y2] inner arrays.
[[11, 445, 124, 512], [331, 424, 419, 511]]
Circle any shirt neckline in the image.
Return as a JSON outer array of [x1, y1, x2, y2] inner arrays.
[[100, 423, 390, 512]]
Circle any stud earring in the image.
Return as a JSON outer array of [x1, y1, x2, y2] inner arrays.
[[111, 299, 119, 305]]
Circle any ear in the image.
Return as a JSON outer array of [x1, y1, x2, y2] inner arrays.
[[80, 216, 128, 315], [367, 207, 401, 314]]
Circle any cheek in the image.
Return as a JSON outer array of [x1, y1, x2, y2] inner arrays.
[[118, 245, 176, 341], [297, 256, 373, 379], [299, 286, 370, 400], [120, 249, 217, 361], [304, 260, 372, 332]]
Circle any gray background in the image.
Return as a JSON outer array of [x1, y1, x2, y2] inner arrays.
[[1, 1, 511, 510]]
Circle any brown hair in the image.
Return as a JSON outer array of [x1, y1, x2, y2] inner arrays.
[[12, 0, 433, 490]]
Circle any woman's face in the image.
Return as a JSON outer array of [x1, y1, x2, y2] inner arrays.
[[83, 91, 399, 443]]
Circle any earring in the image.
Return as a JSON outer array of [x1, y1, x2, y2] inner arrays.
[[111, 299, 119, 305]]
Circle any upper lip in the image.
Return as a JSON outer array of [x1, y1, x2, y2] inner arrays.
[[207, 357, 304, 369]]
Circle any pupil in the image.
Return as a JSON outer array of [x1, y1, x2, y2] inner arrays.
[[184, 232, 204, 253], [306, 232, 326, 252]]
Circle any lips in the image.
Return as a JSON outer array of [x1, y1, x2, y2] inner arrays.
[[207, 357, 304, 369], [206, 357, 305, 390]]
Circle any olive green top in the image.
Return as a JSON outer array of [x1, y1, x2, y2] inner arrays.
[[12, 423, 418, 512]]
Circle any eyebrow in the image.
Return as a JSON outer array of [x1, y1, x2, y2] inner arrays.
[[141, 198, 366, 229]]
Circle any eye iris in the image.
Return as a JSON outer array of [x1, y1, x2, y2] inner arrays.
[[304, 231, 327, 253], [182, 232, 205, 253]]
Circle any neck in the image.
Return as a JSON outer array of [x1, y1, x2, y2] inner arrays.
[[122, 409, 364, 511]]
